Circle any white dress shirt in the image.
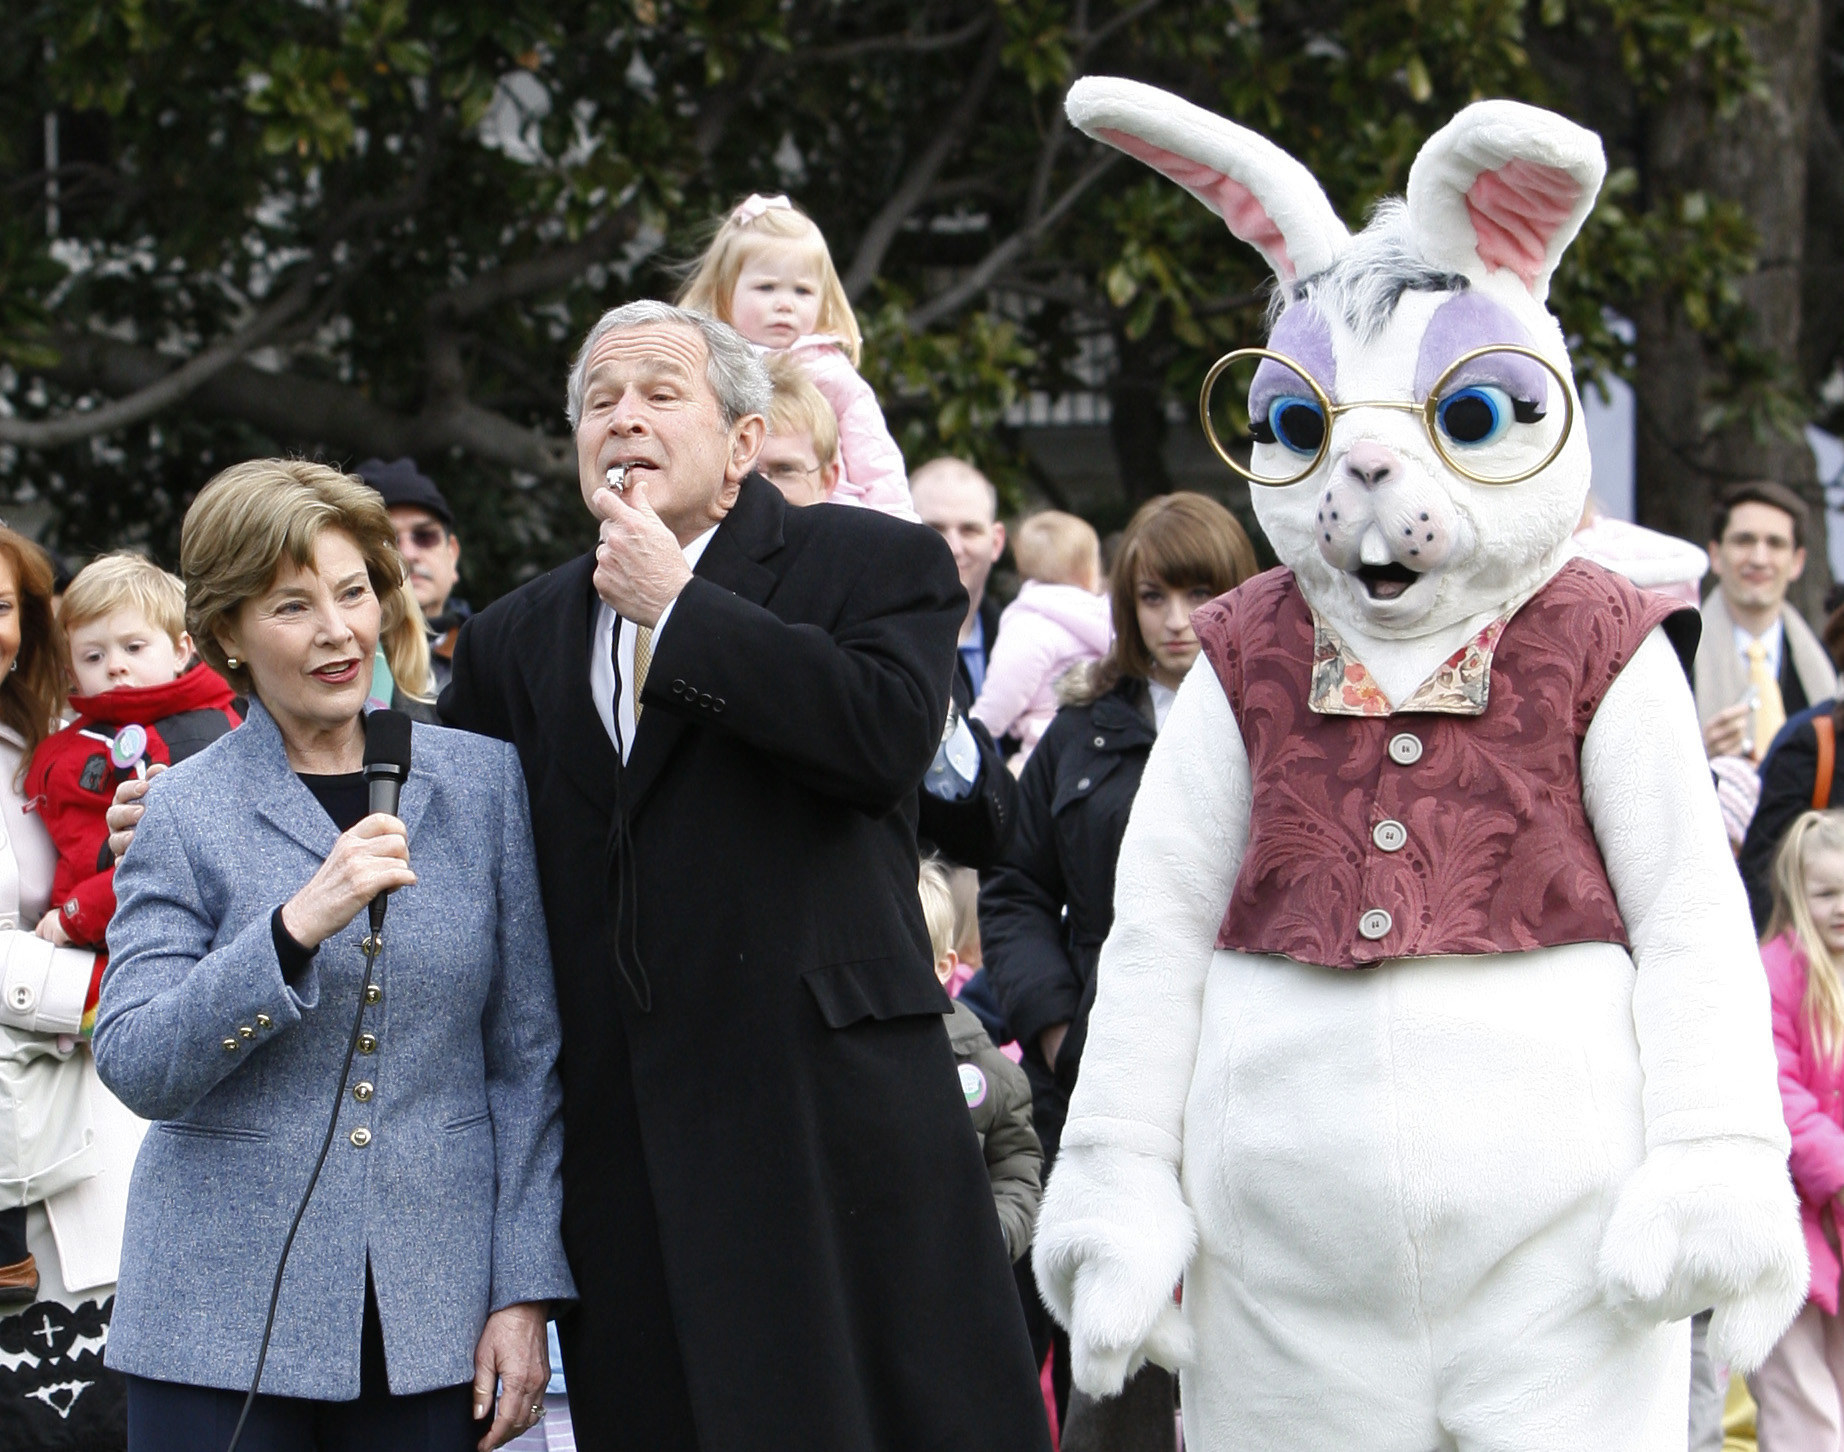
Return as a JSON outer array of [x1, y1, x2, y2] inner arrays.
[[1149, 679, 1177, 733], [591, 526, 718, 761]]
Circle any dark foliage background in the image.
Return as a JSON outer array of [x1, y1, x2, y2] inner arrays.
[[0, 1, 1835, 606]]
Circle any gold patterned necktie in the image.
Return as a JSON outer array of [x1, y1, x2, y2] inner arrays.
[[631, 624, 653, 723], [1747, 638, 1786, 761]]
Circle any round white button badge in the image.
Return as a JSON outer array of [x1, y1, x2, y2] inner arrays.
[[1387, 732, 1423, 766], [1358, 909, 1393, 940], [1372, 820, 1407, 852]]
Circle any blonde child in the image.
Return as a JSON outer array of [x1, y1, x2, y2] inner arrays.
[[1752, 807, 1844, 1443], [920, 858, 1041, 1263], [760, 356, 841, 507], [28, 553, 241, 954], [969, 511, 1113, 764], [678, 193, 914, 520]]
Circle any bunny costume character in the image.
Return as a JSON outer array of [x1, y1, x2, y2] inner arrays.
[[1033, 79, 1808, 1451]]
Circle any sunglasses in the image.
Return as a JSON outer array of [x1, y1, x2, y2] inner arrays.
[[397, 523, 448, 551]]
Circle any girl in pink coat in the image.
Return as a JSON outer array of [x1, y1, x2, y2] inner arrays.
[[1757, 807, 1844, 1445], [678, 194, 914, 520]]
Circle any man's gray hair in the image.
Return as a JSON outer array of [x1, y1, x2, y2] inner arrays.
[[566, 300, 772, 429]]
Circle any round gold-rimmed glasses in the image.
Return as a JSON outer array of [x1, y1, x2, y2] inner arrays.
[[1198, 343, 1575, 488]]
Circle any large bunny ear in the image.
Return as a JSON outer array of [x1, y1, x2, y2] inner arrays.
[[1406, 101, 1605, 302], [1065, 77, 1349, 284]]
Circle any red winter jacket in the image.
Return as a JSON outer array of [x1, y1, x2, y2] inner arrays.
[[27, 665, 241, 948]]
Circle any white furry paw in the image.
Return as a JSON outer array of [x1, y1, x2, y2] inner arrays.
[[1034, 1145, 1196, 1396], [1597, 1137, 1807, 1371]]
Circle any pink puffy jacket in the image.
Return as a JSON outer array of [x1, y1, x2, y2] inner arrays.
[[1764, 928, 1844, 1311], [777, 336, 916, 521], [970, 582, 1114, 757]]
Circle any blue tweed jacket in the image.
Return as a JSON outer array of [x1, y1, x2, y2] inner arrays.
[[94, 702, 573, 1399]]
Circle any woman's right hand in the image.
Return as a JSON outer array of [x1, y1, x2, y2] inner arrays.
[[279, 814, 416, 950]]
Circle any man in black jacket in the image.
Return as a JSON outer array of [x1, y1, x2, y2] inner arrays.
[[440, 301, 1048, 1452]]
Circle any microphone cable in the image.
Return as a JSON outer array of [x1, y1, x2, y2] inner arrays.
[[224, 928, 383, 1452]]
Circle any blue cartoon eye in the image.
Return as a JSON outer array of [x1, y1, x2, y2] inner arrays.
[[1436, 385, 1538, 446], [1249, 396, 1326, 455]]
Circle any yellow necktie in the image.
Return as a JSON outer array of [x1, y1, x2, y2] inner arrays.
[[632, 624, 653, 723], [1748, 638, 1785, 761]]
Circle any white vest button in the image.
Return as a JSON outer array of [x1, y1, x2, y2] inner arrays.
[[1358, 908, 1393, 940], [1387, 732, 1423, 766], [1372, 820, 1407, 852], [7, 983, 34, 1012]]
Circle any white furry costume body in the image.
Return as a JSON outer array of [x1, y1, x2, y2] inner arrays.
[[1034, 81, 1807, 1451]]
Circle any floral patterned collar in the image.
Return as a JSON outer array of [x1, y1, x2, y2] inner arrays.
[[1308, 609, 1513, 717]]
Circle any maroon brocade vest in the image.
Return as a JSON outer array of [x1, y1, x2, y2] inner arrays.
[[1192, 559, 1691, 968]]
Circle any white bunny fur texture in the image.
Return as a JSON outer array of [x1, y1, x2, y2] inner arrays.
[[1037, 82, 1807, 1449]]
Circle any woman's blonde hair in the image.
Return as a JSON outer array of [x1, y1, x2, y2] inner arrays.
[[1767, 809, 1844, 1062], [0, 527, 65, 781], [676, 195, 862, 366], [1089, 493, 1259, 695], [180, 459, 432, 703]]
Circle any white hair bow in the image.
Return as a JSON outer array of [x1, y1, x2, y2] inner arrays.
[[732, 193, 793, 225]]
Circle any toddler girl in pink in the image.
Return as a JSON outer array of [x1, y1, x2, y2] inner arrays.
[[970, 511, 1112, 765], [1755, 806, 1844, 1445], [678, 194, 913, 519]]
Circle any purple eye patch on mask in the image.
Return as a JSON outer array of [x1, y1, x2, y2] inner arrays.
[[1413, 293, 1550, 413], [1250, 305, 1338, 421]]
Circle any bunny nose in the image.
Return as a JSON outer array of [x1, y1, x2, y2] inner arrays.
[[1342, 441, 1400, 489]]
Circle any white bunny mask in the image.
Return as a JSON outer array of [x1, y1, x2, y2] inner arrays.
[[1067, 80, 1607, 648]]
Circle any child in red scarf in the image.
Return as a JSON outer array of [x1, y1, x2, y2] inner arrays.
[[27, 553, 240, 969]]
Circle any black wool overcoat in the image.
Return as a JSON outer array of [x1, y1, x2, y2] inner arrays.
[[441, 476, 1050, 1452]]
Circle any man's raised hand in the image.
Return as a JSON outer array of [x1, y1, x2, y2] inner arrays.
[[592, 477, 693, 627]]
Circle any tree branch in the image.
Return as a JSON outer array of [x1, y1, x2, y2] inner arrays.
[[1076, 0, 1165, 58], [842, 19, 1004, 300], [431, 210, 636, 321], [805, 13, 993, 62], [23, 330, 575, 478], [0, 271, 318, 449], [906, 153, 1119, 331]]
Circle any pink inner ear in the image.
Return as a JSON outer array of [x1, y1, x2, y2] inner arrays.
[[1096, 127, 1296, 281], [1465, 159, 1581, 288]]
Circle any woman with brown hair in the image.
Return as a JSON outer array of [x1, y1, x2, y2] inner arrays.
[[93, 460, 570, 1451], [0, 525, 147, 1450], [980, 492, 1257, 1448]]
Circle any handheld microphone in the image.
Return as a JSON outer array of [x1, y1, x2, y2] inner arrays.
[[362, 709, 413, 935]]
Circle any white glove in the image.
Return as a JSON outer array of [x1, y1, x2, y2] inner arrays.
[[1034, 1145, 1197, 1395], [1597, 1137, 1808, 1372]]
